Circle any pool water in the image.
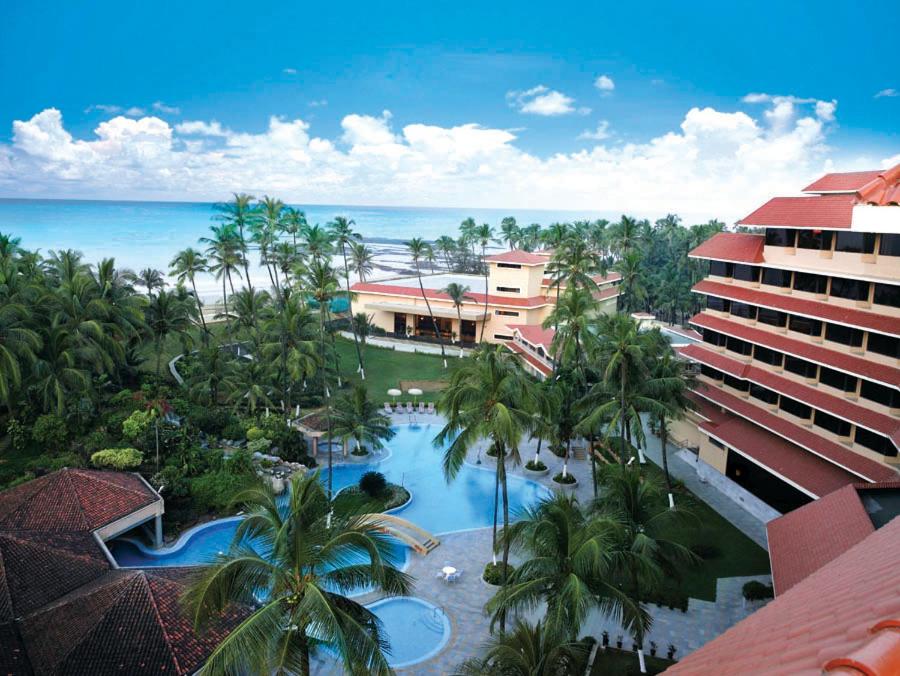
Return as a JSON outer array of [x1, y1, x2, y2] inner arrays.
[[368, 597, 451, 668]]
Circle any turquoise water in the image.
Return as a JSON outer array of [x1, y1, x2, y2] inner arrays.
[[108, 424, 549, 567], [367, 598, 451, 668], [0, 198, 589, 273]]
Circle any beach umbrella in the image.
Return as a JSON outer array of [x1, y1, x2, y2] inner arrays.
[[387, 388, 402, 403], [407, 387, 423, 405]]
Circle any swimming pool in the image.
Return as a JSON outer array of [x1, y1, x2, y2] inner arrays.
[[108, 423, 549, 567], [369, 597, 451, 668]]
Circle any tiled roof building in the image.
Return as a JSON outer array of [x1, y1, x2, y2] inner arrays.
[[678, 164, 900, 515]]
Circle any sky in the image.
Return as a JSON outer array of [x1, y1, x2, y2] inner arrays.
[[0, 0, 897, 222]]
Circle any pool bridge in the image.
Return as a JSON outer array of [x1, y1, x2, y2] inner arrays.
[[361, 513, 441, 555]]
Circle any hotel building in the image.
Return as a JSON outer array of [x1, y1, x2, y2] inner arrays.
[[677, 165, 900, 515], [350, 250, 619, 368]]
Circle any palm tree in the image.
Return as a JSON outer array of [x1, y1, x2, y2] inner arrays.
[[253, 196, 285, 295], [499, 217, 519, 250], [615, 251, 646, 314], [32, 322, 91, 415], [329, 216, 365, 380], [441, 282, 472, 354], [593, 464, 697, 672], [459, 217, 478, 256], [454, 619, 586, 676], [544, 286, 598, 377], [332, 383, 395, 455], [0, 300, 41, 414], [169, 247, 210, 343], [203, 226, 243, 332], [227, 288, 271, 337], [136, 267, 166, 297], [485, 492, 646, 641], [146, 289, 194, 377], [214, 193, 256, 296], [349, 242, 374, 283], [225, 352, 274, 415], [301, 223, 334, 263], [474, 223, 494, 343], [434, 235, 457, 270], [184, 472, 412, 676], [406, 238, 447, 368], [261, 293, 318, 417], [434, 345, 534, 625], [281, 207, 307, 253]]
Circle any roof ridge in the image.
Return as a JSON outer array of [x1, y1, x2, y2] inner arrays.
[[0, 530, 107, 568], [71, 468, 150, 498], [139, 571, 185, 675]]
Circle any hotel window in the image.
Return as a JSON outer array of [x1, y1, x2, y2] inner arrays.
[[497, 263, 522, 269], [757, 307, 787, 328], [879, 234, 900, 257], [819, 366, 858, 393], [733, 264, 760, 283], [784, 355, 818, 379], [709, 260, 734, 277], [493, 333, 515, 341], [700, 365, 724, 380], [495, 286, 521, 293], [750, 383, 779, 405], [706, 296, 731, 312], [495, 310, 520, 317], [873, 283, 900, 309], [788, 315, 822, 337], [753, 345, 783, 367], [726, 336, 753, 356], [855, 427, 897, 457], [765, 228, 794, 247], [730, 302, 757, 320], [868, 333, 900, 359], [793, 271, 828, 294], [723, 374, 750, 392], [860, 380, 900, 409], [830, 277, 870, 302], [796, 230, 834, 251], [824, 323, 863, 348], [814, 410, 851, 437], [761, 268, 792, 288], [778, 395, 811, 420], [702, 329, 727, 347], [835, 232, 876, 254]]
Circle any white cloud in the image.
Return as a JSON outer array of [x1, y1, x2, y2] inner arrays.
[[2, 96, 891, 223], [578, 121, 611, 141], [283, 67, 298, 75], [508, 85, 587, 116], [875, 88, 898, 98], [175, 120, 229, 136], [742, 93, 837, 131], [308, 99, 328, 108], [152, 101, 180, 115], [85, 104, 146, 116], [594, 75, 615, 92]]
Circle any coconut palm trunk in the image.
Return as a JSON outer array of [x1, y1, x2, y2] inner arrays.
[[660, 413, 675, 508], [479, 242, 489, 343], [414, 261, 447, 368], [190, 276, 209, 344], [340, 243, 365, 379]]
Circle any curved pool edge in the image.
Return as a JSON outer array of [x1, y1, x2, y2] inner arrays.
[[367, 596, 452, 669], [113, 515, 245, 562]]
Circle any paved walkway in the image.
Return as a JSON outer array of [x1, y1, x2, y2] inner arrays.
[[310, 415, 772, 673]]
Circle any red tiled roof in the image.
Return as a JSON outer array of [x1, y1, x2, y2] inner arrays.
[[855, 164, 900, 205], [739, 194, 856, 229], [507, 324, 555, 350], [681, 343, 900, 446], [698, 411, 859, 498], [766, 484, 874, 595], [541, 272, 622, 286], [692, 279, 900, 336], [506, 340, 552, 376], [0, 530, 110, 619], [0, 469, 159, 533], [351, 281, 552, 308], [21, 569, 247, 676], [688, 232, 765, 263], [686, 377, 896, 483], [803, 170, 883, 193], [684, 390, 731, 426], [485, 250, 548, 265], [665, 514, 900, 675], [689, 312, 900, 387]]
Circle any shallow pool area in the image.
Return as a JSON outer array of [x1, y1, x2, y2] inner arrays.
[[371, 597, 451, 668]]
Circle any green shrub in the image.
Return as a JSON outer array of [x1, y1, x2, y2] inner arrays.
[[482, 561, 515, 585], [122, 410, 153, 442], [189, 407, 232, 436], [247, 437, 272, 454], [221, 421, 246, 441], [32, 414, 67, 447], [91, 448, 143, 470], [359, 471, 387, 497], [225, 449, 256, 475], [742, 581, 774, 601], [6, 420, 27, 452], [552, 472, 576, 484], [525, 459, 547, 471], [28, 452, 85, 472], [485, 444, 507, 458], [246, 426, 266, 442], [5, 472, 35, 489]]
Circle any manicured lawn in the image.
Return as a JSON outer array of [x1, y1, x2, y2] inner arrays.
[[334, 337, 452, 402], [590, 647, 675, 675]]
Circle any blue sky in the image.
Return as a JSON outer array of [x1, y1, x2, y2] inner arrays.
[[0, 0, 897, 218]]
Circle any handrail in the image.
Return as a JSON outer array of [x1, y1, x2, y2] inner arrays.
[[359, 513, 440, 554]]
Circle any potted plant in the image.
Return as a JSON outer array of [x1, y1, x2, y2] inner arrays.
[[649, 641, 658, 657], [601, 631, 609, 648], [616, 635, 623, 650], [667, 644, 677, 660], [552, 471, 578, 491], [482, 561, 515, 587], [524, 457, 549, 477]]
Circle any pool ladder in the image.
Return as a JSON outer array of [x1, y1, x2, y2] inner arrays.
[[421, 605, 446, 632]]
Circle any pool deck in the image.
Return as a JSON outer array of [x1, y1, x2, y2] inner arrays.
[[336, 412, 772, 673]]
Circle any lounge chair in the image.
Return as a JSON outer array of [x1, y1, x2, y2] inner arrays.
[[447, 570, 463, 583], [405, 402, 414, 414], [427, 402, 435, 414], [418, 402, 425, 414], [384, 402, 393, 413]]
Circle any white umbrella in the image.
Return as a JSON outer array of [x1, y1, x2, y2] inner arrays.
[[387, 388, 402, 403], [407, 387, 423, 405]]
